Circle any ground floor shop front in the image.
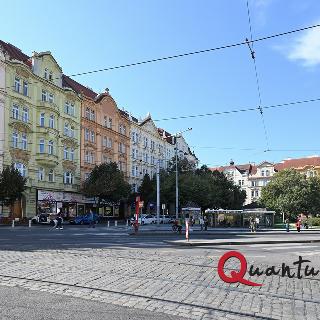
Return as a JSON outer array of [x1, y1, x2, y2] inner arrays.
[[0, 187, 129, 223]]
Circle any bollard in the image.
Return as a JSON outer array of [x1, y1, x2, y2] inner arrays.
[[107, 221, 110, 228], [115, 220, 118, 227], [29, 220, 31, 228], [11, 220, 15, 228]]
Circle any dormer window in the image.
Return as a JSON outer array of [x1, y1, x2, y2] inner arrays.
[[49, 71, 53, 81], [44, 68, 48, 79]]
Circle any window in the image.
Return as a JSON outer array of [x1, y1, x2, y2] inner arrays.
[[23, 81, 28, 96], [266, 170, 270, 177], [90, 130, 95, 142], [119, 124, 122, 134], [107, 137, 112, 148], [65, 102, 75, 116], [104, 116, 108, 127], [21, 133, 27, 150], [70, 148, 74, 161], [49, 71, 53, 81], [255, 190, 259, 197], [69, 126, 74, 138], [85, 128, 89, 141], [84, 150, 89, 163], [39, 139, 45, 153], [64, 146, 69, 160], [48, 140, 54, 155], [261, 170, 265, 176], [44, 68, 48, 79], [12, 131, 18, 148], [251, 181, 256, 187], [151, 140, 155, 150], [251, 190, 254, 197], [12, 105, 19, 119], [14, 77, 20, 92], [64, 123, 69, 136], [84, 173, 90, 181], [103, 136, 107, 147], [132, 148, 136, 159], [63, 172, 73, 184], [108, 117, 112, 129], [70, 103, 75, 116], [14, 163, 26, 177], [48, 93, 54, 103], [132, 166, 135, 177], [38, 168, 44, 181], [90, 152, 94, 164], [48, 169, 54, 182], [85, 107, 90, 119], [39, 113, 45, 127], [238, 180, 242, 186], [90, 109, 95, 121], [22, 107, 29, 123], [49, 115, 54, 129], [41, 90, 47, 102]]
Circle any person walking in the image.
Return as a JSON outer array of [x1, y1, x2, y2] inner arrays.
[[56, 213, 63, 230], [296, 219, 301, 232], [285, 218, 290, 232], [88, 209, 95, 228]]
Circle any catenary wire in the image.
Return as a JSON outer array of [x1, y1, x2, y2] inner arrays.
[[0, 23, 319, 92]]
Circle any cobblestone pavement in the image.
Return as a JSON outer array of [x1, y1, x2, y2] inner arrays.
[[0, 238, 319, 319]]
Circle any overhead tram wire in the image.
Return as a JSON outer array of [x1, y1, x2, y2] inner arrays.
[[245, 0, 270, 151], [153, 97, 320, 121], [0, 23, 320, 93]]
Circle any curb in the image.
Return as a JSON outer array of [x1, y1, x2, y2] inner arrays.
[[163, 239, 320, 246]]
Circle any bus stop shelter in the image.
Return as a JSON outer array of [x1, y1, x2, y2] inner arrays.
[[204, 209, 275, 228]]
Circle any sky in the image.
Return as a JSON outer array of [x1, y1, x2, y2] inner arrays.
[[2, 0, 320, 167]]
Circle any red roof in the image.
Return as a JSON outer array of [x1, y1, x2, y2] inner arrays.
[[0, 40, 30, 64], [62, 75, 97, 100], [275, 156, 320, 171]]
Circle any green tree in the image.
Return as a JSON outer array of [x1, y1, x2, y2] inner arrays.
[[82, 162, 131, 205], [138, 174, 154, 213], [259, 169, 310, 220], [0, 165, 26, 207]]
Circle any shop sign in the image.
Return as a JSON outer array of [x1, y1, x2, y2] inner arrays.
[[37, 190, 95, 203]]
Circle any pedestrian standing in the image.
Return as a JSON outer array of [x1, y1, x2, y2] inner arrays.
[[285, 218, 290, 232], [296, 219, 301, 232], [199, 216, 204, 231], [204, 216, 208, 231]]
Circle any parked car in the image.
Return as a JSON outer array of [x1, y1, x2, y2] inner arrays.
[[130, 214, 155, 225], [31, 213, 63, 226], [160, 215, 172, 224], [69, 213, 100, 225]]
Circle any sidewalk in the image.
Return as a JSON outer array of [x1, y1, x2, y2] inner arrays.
[[164, 234, 320, 246]]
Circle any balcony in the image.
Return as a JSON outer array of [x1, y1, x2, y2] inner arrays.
[[36, 153, 59, 167], [38, 100, 60, 115], [9, 116, 32, 132], [9, 147, 31, 162]]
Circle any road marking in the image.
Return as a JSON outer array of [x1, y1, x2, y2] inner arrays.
[[249, 243, 305, 247], [261, 245, 319, 250], [72, 233, 128, 236], [294, 251, 320, 256]]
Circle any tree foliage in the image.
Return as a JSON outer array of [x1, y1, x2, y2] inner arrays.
[[259, 168, 320, 220], [138, 174, 154, 213], [82, 162, 131, 205], [0, 165, 26, 206], [143, 161, 246, 211]]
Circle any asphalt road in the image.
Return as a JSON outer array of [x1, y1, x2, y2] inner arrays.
[[0, 225, 319, 319], [0, 285, 187, 320]]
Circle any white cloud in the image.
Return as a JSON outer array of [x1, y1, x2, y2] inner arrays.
[[287, 25, 320, 67]]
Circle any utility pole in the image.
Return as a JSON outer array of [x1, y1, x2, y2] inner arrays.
[[175, 139, 179, 220], [156, 159, 160, 226]]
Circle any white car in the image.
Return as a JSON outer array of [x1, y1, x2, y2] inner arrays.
[[130, 214, 155, 225], [31, 213, 63, 226]]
